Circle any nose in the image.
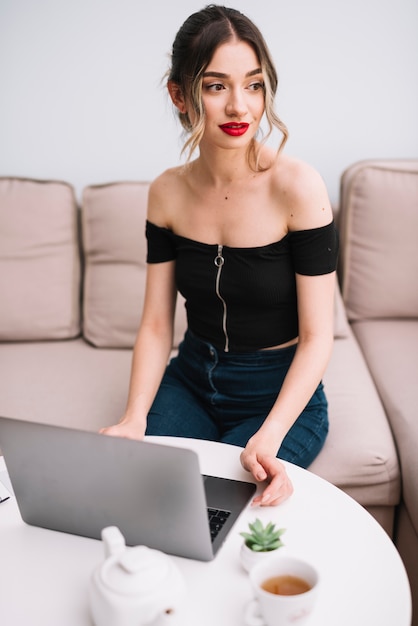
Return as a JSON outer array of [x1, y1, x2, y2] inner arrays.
[[225, 87, 248, 118]]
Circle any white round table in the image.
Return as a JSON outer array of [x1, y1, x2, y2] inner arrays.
[[0, 437, 412, 625]]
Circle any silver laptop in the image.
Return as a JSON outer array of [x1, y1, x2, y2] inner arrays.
[[0, 416, 256, 561]]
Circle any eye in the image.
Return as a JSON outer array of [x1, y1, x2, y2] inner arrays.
[[204, 82, 225, 92], [248, 81, 265, 92]]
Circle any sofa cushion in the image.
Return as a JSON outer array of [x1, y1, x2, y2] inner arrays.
[[310, 326, 400, 508], [82, 181, 187, 349], [351, 319, 418, 534], [0, 177, 81, 341], [338, 160, 418, 321], [0, 339, 132, 433]]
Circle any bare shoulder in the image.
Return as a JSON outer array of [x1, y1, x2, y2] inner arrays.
[[272, 154, 333, 230], [147, 166, 188, 228]]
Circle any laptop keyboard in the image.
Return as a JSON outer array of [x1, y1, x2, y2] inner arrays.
[[207, 507, 231, 541]]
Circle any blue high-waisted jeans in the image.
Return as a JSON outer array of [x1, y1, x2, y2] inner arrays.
[[146, 331, 328, 468]]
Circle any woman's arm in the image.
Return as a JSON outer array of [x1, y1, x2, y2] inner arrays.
[[101, 173, 179, 439], [241, 271, 335, 504], [241, 158, 336, 504], [100, 260, 177, 439]]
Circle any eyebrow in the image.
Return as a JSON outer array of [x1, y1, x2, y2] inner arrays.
[[202, 68, 263, 79]]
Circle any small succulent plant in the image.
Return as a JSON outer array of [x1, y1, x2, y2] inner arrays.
[[240, 518, 286, 552]]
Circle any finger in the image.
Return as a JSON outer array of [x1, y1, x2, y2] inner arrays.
[[240, 451, 268, 482], [99, 426, 119, 436], [251, 483, 279, 506], [251, 487, 291, 507], [99, 426, 125, 438], [252, 471, 293, 507], [257, 454, 283, 477], [246, 461, 268, 482]]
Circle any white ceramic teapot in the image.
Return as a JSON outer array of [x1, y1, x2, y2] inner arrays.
[[89, 526, 187, 626]]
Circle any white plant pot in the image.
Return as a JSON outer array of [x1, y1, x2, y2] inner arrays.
[[240, 543, 282, 573]]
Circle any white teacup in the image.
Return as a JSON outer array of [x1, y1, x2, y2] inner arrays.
[[244, 555, 319, 626]]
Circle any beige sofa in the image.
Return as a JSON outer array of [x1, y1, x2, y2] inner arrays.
[[337, 160, 418, 623], [0, 160, 416, 622]]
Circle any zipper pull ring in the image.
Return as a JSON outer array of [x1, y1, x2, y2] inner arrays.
[[214, 244, 224, 267]]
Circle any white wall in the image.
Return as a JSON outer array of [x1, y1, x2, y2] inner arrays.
[[0, 0, 417, 205]]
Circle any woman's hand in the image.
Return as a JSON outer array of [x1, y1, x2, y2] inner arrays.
[[99, 418, 146, 441], [240, 431, 293, 506]]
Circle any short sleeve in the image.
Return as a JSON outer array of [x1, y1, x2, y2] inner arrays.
[[289, 221, 339, 276], [146, 220, 177, 263]]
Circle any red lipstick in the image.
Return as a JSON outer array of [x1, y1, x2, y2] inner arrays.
[[219, 123, 249, 136]]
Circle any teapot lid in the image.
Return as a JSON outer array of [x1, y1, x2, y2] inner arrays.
[[101, 545, 172, 596]]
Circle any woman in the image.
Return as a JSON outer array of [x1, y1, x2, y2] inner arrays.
[[101, 5, 338, 507]]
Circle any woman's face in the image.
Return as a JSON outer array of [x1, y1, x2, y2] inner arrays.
[[198, 39, 265, 151]]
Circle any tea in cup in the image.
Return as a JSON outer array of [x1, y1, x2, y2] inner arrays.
[[245, 555, 319, 626]]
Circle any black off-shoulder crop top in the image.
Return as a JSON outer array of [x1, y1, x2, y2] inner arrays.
[[146, 220, 338, 352]]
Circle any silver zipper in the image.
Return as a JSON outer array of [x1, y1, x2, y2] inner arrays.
[[214, 244, 229, 352]]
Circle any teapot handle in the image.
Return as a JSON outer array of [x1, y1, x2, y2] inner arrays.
[[101, 526, 126, 558]]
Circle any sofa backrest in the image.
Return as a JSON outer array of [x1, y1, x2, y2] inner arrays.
[[338, 160, 418, 321], [0, 177, 81, 341]]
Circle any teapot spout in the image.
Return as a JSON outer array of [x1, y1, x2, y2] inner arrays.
[[101, 526, 126, 558]]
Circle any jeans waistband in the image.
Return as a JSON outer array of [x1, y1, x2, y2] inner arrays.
[[182, 330, 297, 364]]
